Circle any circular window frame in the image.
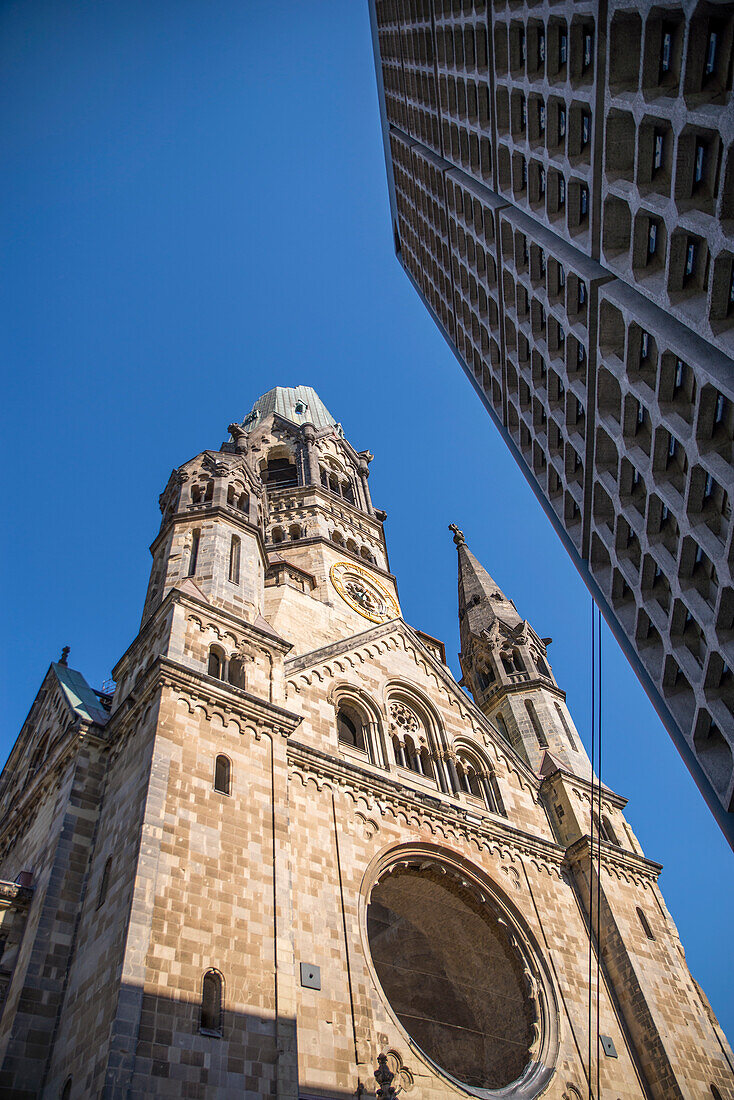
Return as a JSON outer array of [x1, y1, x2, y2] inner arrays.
[[359, 843, 559, 1099]]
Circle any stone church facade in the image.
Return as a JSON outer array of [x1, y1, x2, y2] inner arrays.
[[0, 385, 731, 1099]]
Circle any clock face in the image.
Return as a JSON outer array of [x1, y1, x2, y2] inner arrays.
[[330, 562, 400, 623]]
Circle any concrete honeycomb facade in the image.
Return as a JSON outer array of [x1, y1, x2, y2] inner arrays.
[[369, 0, 734, 848], [0, 386, 731, 1098]]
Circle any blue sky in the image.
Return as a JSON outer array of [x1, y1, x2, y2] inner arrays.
[[2, 1, 732, 1037]]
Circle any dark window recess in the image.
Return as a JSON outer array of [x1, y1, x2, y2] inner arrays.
[[200, 970, 223, 1033], [214, 754, 231, 795], [693, 141, 706, 187], [188, 529, 200, 576], [263, 457, 298, 489], [581, 114, 590, 146], [583, 32, 593, 71], [648, 221, 658, 258], [661, 29, 672, 74], [559, 33, 567, 66]]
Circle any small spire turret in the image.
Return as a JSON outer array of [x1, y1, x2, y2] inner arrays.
[[453, 529, 590, 778]]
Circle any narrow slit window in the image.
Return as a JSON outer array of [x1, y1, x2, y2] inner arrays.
[[228, 535, 241, 585], [559, 175, 566, 207], [583, 31, 593, 71], [648, 221, 658, 258], [693, 141, 706, 187], [97, 856, 112, 909], [525, 700, 548, 748], [200, 970, 224, 1033], [705, 29, 718, 78], [661, 30, 672, 74], [555, 703, 576, 749], [580, 185, 589, 218], [684, 239, 697, 279], [636, 907, 655, 940], [538, 30, 545, 66], [581, 114, 590, 147], [653, 131, 664, 172], [558, 107, 566, 140], [559, 33, 567, 66], [188, 529, 200, 577], [214, 755, 231, 795]]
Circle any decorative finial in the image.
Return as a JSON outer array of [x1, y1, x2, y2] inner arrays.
[[374, 1053, 397, 1099], [59, 646, 70, 666], [449, 523, 465, 546]]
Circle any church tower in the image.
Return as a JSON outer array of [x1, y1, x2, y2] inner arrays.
[[0, 386, 731, 1100], [453, 525, 591, 779]]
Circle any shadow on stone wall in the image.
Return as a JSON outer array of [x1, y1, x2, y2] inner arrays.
[[39, 985, 378, 1100]]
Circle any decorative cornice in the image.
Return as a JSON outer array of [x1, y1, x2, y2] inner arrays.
[[540, 768, 628, 811], [565, 835, 662, 884], [286, 739, 566, 873]]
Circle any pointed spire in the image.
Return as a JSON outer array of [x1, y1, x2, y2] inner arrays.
[[451, 526, 522, 639]]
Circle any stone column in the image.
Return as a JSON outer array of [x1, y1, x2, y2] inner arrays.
[[357, 455, 374, 515], [301, 424, 319, 486], [444, 750, 460, 794]]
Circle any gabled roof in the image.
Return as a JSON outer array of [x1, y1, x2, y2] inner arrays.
[[286, 617, 539, 786], [50, 662, 110, 726]]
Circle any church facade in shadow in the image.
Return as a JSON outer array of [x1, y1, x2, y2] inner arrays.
[[0, 386, 731, 1099]]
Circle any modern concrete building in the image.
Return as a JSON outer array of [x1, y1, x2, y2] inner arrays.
[[1, 386, 731, 1098], [368, 0, 734, 848]]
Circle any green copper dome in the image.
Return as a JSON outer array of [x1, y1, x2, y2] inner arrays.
[[242, 386, 337, 432]]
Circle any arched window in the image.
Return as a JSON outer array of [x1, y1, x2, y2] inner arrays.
[[636, 907, 655, 941], [337, 705, 367, 752], [97, 856, 112, 909], [208, 645, 225, 680], [555, 703, 576, 749], [501, 652, 514, 675], [200, 969, 223, 1033], [360, 546, 373, 562], [346, 538, 358, 555], [214, 755, 231, 795], [512, 649, 526, 672], [525, 700, 548, 747], [191, 484, 202, 505], [229, 657, 245, 690], [227, 485, 236, 506], [494, 713, 509, 740], [601, 814, 620, 846], [332, 530, 345, 546], [61, 1077, 72, 1100], [228, 535, 240, 584], [288, 523, 302, 541], [271, 526, 284, 544], [710, 1085, 723, 1100], [263, 456, 298, 490], [536, 653, 551, 677], [187, 529, 200, 576], [475, 663, 496, 691], [344, 480, 356, 505], [204, 480, 214, 502], [237, 492, 249, 514]]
